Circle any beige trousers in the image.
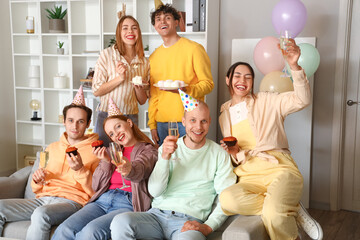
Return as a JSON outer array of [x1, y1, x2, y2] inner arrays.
[[219, 151, 303, 240]]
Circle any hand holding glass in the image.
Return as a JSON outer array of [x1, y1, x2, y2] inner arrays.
[[168, 121, 180, 160], [39, 147, 49, 185], [108, 142, 130, 189], [279, 30, 291, 77]]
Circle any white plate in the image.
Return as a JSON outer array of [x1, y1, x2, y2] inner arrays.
[[132, 81, 149, 86], [153, 83, 188, 90]]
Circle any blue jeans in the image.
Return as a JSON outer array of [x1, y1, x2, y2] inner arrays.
[[110, 208, 206, 240], [0, 196, 81, 240], [157, 122, 186, 146], [52, 189, 133, 240], [94, 111, 139, 147]]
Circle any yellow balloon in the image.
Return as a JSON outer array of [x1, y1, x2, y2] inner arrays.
[[259, 71, 294, 93]]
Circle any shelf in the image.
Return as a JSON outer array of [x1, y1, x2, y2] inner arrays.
[[10, 1, 38, 34], [42, 56, 70, 88], [72, 56, 97, 89], [40, 2, 68, 34], [70, 0, 100, 34], [14, 55, 40, 88], [15, 89, 42, 121], [42, 35, 69, 54], [71, 35, 100, 55], [13, 34, 40, 54], [17, 122, 43, 145]]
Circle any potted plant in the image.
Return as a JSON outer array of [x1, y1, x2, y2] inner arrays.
[[108, 37, 116, 47], [45, 5, 67, 33], [144, 45, 150, 56], [57, 41, 64, 54]]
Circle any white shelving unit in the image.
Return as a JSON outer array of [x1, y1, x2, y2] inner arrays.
[[10, 0, 219, 169]]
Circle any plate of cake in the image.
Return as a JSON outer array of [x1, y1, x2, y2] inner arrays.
[[154, 80, 188, 90]]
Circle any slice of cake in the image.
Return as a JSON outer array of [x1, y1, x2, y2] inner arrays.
[[132, 76, 143, 85]]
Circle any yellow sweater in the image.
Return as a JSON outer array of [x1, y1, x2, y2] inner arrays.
[[31, 133, 100, 206], [148, 37, 214, 129]]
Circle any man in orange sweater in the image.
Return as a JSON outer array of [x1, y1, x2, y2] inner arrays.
[[0, 87, 100, 240]]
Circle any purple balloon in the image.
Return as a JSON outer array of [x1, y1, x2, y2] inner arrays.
[[272, 0, 307, 37]]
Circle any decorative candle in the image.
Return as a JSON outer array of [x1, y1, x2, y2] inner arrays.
[[26, 16, 34, 34]]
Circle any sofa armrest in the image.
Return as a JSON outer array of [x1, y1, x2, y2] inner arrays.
[[222, 215, 269, 240], [0, 166, 32, 199]]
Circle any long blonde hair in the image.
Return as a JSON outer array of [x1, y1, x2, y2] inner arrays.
[[103, 115, 154, 147], [115, 15, 145, 60]]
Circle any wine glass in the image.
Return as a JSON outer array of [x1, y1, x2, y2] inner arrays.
[[279, 30, 292, 77], [168, 121, 180, 160], [108, 142, 130, 189], [39, 147, 49, 185]]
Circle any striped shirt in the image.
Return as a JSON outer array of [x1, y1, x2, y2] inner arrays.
[[92, 45, 150, 114]]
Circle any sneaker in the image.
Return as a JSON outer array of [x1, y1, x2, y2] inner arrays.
[[296, 202, 323, 240]]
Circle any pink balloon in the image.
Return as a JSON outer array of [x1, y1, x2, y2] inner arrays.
[[253, 36, 285, 75], [272, 0, 307, 37]]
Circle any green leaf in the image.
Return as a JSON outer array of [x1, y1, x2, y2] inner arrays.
[[45, 5, 67, 19]]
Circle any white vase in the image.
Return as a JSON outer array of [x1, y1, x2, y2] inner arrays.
[[29, 77, 40, 88], [28, 65, 40, 78], [53, 76, 67, 88], [57, 48, 64, 55]]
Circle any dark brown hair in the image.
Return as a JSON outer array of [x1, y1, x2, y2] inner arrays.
[[226, 62, 256, 99], [63, 104, 92, 124], [151, 4, 180, 26], [115, 15, 144, 60], [103, 115, 155, 147]]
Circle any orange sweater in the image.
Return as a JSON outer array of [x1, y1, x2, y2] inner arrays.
[[31, 133, 100, 205]]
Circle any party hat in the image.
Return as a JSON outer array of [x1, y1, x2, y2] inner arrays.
[[178, 89, 199, 112], [107, 98, 123, 116], [154, 0, 164, 9], [72, 85, 86, 106]]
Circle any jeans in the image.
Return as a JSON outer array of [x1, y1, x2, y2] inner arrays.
[[0, 196, 82, 240], [157, 122, 186, 146], [110, 208, 206, 240], [94, 111, 139, 147], [52, 189, 133, 240]]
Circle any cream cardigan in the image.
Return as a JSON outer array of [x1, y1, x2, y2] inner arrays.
[[219, 69, 311, 165]]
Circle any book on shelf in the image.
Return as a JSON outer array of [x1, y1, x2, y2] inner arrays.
[[192, 0, 200, 32], [199, 0, 206, 31]]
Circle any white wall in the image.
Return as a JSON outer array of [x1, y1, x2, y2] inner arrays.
[[0, 0, 16, 176], [218, 0, 339, 209]]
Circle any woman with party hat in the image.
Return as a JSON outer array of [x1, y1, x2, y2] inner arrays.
[[52, 98, 157, 240], [92, 15, 149, 147], [218, 39, 322, 240]]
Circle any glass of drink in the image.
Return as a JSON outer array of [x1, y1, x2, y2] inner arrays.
[[168, 121, 179, 139], [108, 142, 130, 189], [168, 121, 180, 160], [39, 147, 49, 185], [279, 30, 292, 77]]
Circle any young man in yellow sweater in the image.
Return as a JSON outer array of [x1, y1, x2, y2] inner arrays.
[[0, 87, 100, 240], [148, 4, 214, 146]]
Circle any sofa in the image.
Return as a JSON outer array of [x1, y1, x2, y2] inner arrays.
[[0, 157, 269, 240]]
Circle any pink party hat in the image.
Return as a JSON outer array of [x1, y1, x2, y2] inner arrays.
[[178, 89, 199, 112], [108, 98, 123, 116], [72, 85, 86, 105]]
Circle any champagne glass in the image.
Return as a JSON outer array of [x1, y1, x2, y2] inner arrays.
[[108, 142, 130, 189], [279, 30, 292, 77], [168, 121, 180, 160], [39, 147, 49, 185]]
